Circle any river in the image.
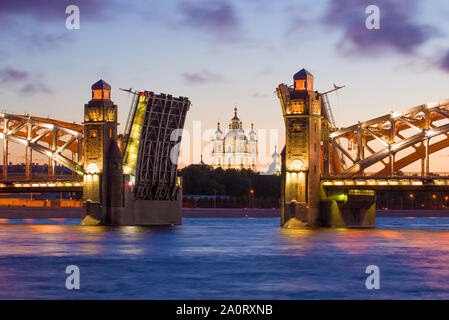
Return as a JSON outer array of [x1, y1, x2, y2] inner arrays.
[[0, 217, 449, 299]]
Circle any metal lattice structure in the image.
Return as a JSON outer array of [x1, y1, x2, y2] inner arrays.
[[0, 114, 84, 178], [131, 92, 190, 200], [330, 98, 449, 178]]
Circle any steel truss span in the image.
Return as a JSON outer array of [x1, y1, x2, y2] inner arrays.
[[132, 92, 190, 200], [0, 114, 84, 175], [331, 98, 449, 178]]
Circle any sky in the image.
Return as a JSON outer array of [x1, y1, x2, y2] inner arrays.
[[0, 0, 448, 170]]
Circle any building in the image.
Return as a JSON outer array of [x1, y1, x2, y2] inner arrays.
[[212, 108, 258, 170]]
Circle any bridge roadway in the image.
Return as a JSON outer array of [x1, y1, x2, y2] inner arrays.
[[0, 175, 82, 193], [322, 176, 449, 191]]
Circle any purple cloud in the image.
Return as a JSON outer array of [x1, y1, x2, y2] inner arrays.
[[0, 67, 51, 95], [182, 71, 224, 85], [27, 32, 72, 49], [0, 67, 29, 83], [252, 92, 268, 98], [19, 83, 52, 95], [322, 0, 436, 55], [439, 51, 449, 72], [0, 0, 107, 21], [179, 0, 241, 41]]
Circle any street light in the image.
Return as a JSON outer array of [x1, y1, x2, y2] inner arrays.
[[250, 189, 255, 208], [409, 193, 414, 210]]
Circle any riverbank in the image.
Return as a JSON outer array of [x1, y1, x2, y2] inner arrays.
[[1, 207, 449, 219]]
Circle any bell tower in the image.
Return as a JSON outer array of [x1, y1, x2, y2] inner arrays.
[[82, 79, 123, 224], [277, 69, 322, 227]]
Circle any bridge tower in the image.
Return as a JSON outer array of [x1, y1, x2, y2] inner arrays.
[[82, 79, 123, 225], [277, 69, 323, 227], [277, 69, 376, 228]]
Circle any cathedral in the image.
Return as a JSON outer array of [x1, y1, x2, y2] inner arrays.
[[212, 108, 258, 170]]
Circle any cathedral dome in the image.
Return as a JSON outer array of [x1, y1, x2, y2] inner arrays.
[[212, 107, 258, 170]]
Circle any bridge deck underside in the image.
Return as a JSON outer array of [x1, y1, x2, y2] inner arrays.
[[133, 92, 190, 200]]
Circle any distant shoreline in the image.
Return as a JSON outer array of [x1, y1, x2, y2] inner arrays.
[[0, 207, 449, 219]]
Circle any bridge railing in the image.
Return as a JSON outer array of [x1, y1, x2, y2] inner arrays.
[[0, 175, 82, 183], [349, 172, 449, 179]]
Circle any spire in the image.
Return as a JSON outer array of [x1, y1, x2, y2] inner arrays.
[[249, 122, 256, 138], [231, 107, 241, 129], [232, 107, 240, 121], [215, 121, 222, 135], [272, 145, 279, 158], [200, 153, 205, 165]]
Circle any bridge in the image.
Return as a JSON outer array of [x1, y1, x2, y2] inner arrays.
[[0, 113, 84, 193], [0, 79, 190, 226], [1, 71, 448, 228], [277, 69, 449, 228]]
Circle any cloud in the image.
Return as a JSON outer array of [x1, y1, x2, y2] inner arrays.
[[0, 67, 52, 95], [252, 92, 269, 98], [0, 67, 29, 83], [178, 0, 242, 41], [0, 0, 107, 21], [439, 51, 449, 72], [182, 71, 225, 85], [19, 83, 52, 95], [322, 0, 436, 56]]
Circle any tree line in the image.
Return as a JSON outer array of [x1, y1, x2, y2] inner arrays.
[[178, 165, 281, 208]]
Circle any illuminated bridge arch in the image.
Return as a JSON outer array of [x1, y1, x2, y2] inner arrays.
[[331, 98, 449, 178], [0, 113, 84, 176]]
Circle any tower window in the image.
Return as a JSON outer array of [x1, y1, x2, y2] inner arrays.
[[92, 90, 102, 100], [295, 80, 306, 90]]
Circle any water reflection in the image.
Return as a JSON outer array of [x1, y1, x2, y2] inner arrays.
[[1, 218, 449, 299]]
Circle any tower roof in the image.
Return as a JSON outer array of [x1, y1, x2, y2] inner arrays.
[[91, 79, 111, 90], [293, 69, 313, 80]]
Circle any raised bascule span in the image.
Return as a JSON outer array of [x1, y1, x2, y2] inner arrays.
[[81, 80, 191, 226], [0, 79, 190, 226], [277, 68, 449, 228]]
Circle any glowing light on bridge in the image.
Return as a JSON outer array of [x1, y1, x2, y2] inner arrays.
[[321, 179, 449, 187], [123, 93, 148, 177]]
